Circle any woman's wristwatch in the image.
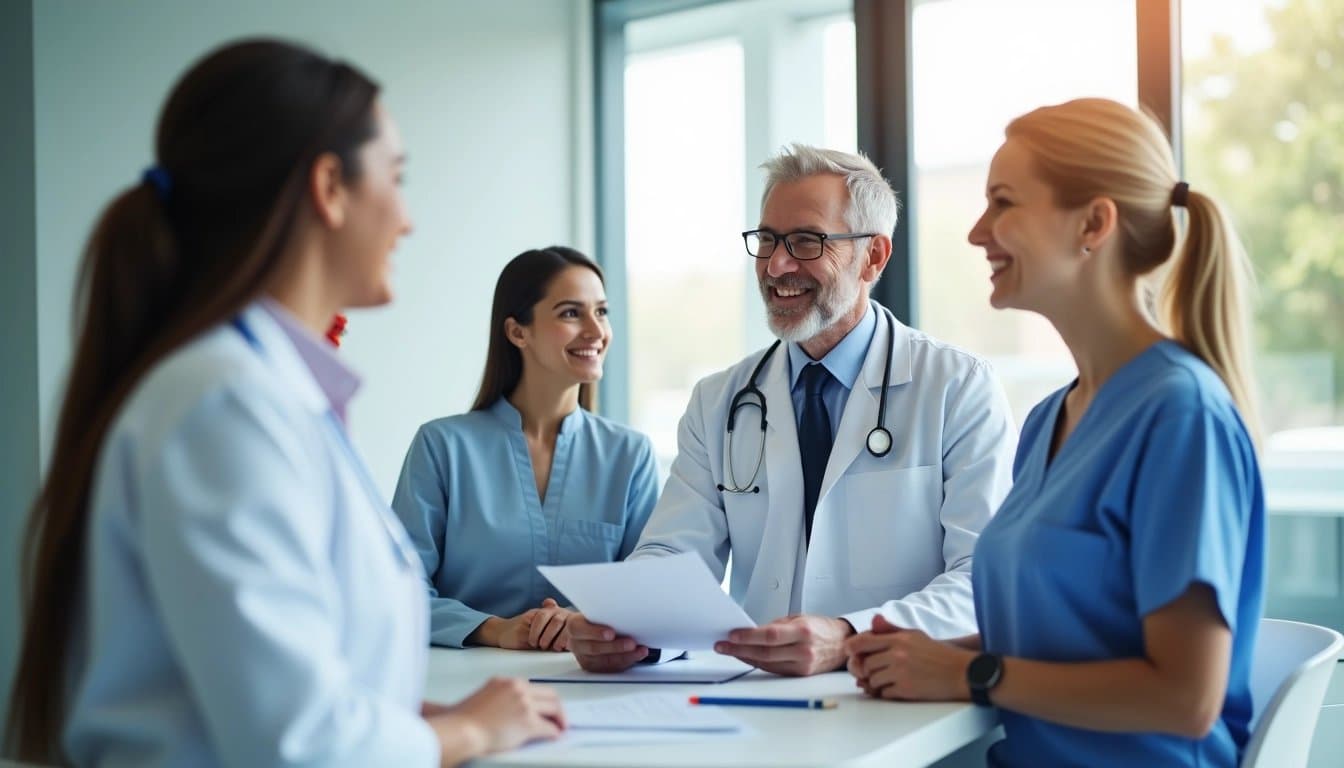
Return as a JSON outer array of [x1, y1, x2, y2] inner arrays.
[[966, 653, 1003, 707]]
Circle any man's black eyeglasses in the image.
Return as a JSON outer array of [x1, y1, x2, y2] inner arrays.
[[741, 229, 877, 261]]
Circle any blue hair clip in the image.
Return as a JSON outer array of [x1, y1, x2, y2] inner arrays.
[[141, 166, 172, 203]]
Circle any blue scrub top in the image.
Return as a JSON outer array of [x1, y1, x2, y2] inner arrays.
[[391, 398, 661, 647], [973, 340, 1265, 768]]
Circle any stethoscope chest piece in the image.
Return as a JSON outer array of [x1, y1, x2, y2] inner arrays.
[[866, 427, 893, 458]]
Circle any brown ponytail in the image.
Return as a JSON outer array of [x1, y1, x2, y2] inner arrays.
[[5, 39, 381, 762]]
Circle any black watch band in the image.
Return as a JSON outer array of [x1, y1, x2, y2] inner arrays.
[[966, 653, 1003, 707]]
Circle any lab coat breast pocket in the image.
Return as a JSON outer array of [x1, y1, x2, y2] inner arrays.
[[841, 464, 942, 589], [556, 518, 624, 565]]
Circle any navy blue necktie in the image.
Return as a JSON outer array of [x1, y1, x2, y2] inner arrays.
[[798, 363, 834, 545]]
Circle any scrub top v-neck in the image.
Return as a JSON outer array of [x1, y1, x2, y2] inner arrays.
[[972, 340, 1265, 768], [391, 398, 660, 647]]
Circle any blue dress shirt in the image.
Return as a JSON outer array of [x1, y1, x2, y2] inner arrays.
[[65, 302, 437, 767], [973, 340, 1265, 767], [787, 303, 877, 437], [392, 398, 661, 648]]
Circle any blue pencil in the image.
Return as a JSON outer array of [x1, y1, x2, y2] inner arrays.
[[688, 695, 837, 710]]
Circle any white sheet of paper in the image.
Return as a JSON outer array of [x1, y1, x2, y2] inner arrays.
[[529, 651, 753, 684], [566, 692, 744, 732], [537, 552, 757, 650]]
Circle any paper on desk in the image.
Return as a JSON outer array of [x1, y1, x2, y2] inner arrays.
[[532, 727, 744, 749], [530, 651, 753, 684], [537, 552, 756, 650], [566, 691, 744, 732]]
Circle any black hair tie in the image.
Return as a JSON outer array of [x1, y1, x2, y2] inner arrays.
[[1171, 181, 1190, 208]]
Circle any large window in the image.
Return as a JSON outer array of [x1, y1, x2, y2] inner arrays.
[[600, 1, 1344, 639], [617, 0, 854, 467], [1184, 0, 1344, 631], [624, 38, 747, 459], [911, 0, 1137, 424]]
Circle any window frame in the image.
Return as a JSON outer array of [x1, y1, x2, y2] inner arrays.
[[596, 0, 1180, 420]]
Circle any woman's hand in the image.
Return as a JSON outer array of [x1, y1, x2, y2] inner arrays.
[[845, 615, 975, 701], [528, 598, 574, 652], [471, 611, 541, 650], [471, 600, 575, 651], [426, 677, 565, 765]]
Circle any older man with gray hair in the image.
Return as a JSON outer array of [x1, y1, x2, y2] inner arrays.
[[568, 144, 1017, 676]]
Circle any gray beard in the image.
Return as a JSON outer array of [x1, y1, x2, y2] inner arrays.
[[766, 302, 828, 342]]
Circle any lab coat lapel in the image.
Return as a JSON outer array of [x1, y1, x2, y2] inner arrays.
[[760, 345, 807, 568], [818, 305, 913, 501]]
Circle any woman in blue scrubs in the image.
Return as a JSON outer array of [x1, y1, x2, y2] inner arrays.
[[5, 40, 563, 767], [846, 98, 1264, 767], [392, 247, 660, 651]]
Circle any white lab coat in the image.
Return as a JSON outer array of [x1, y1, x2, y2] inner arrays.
[[64, 303, 438, 767], [630, 302, 1016, 638]]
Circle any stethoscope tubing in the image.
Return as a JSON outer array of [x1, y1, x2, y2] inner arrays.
[[720, 311, 897, 494]]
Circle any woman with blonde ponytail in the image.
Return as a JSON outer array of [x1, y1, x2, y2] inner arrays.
[[4, 39, 563, 767], [845, 98, 1264, 767]]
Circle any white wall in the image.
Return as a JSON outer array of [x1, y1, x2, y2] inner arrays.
[[31, 0, 594, 494], [0, 0, 38, 735]]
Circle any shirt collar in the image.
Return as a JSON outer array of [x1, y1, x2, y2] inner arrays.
[[488, 397, 587, 437], [788, 302, 877, 393], [256, 298, 362, 419]]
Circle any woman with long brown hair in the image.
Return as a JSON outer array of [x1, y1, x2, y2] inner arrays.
[[846, 98, 1265, 767], [391, 247, 659, 651], [4, 39, 563, 767]]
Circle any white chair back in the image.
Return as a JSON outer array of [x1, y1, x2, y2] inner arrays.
[[1242, 618, 1343, 768]]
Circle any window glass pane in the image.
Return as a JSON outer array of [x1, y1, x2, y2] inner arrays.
[[1183, 0, 1344, 630], [822, 18, 857, 153], [624, 39, 746, 465], [622, 1, 853, 468], [911, 0, 1137, 424]]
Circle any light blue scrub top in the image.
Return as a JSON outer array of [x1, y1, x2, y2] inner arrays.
[[973, 340, 1265, 768], [392, 398, 661, 647]]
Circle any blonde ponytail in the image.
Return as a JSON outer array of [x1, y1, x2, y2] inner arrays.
[[1006, 98, 1261, 443], [1160, 190, 1261, 441]]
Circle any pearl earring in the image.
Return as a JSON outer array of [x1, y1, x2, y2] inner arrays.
[[1081, 246, 1092, 255]]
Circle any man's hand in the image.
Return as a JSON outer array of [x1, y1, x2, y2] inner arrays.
[[845, 615, 974, 700], [566, 613, 649, 672], [713, 614, 855, 676]]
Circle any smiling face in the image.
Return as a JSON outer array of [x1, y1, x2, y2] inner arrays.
[[755, 174, 871, 343], [508, 265, 611, 388], [332, 102, 413, 308], [968, 138, 1089, 314]]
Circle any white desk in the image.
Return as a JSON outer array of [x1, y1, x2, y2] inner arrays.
[[425, 648, 1000, 767]]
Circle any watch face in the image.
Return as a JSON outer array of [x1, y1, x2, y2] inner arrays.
[[968, 653, 1002, 688]]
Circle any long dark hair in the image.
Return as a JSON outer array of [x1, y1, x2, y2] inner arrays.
[[471, 246, 605, 412], [4, 39, 381, 762]]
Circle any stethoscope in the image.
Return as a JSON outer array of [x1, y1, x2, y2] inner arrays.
[[717, 311, 896, 494]]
